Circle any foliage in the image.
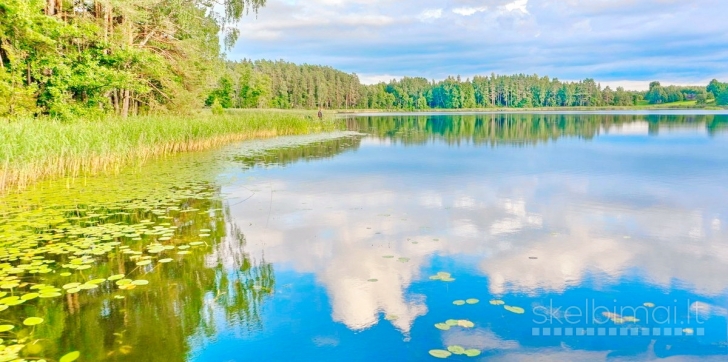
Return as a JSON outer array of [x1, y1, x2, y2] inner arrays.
[[708, 79, 728, 106], [211, 99, 225, 115], [206, 60, 361, 109], [206, 63, 724, 110], [0, 0, 265, 118]]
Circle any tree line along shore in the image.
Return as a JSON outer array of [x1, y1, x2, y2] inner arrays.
[[2, 1, 728, 119]]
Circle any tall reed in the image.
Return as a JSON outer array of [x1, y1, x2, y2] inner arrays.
[[0, 111, 339, 192]]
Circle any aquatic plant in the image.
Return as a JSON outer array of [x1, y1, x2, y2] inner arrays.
[[0, 111, 340, 191]]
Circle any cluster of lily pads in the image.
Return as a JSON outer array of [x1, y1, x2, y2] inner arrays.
[[424, 271, 533, 358], [489, 299, 525, 314], [0, 316, 80, 361], [453, 298, 479, 306], [429, 346, 481, 358], [434, 319, 475, 331], [429, 272, 455, 282], [0, 182, 220, 360]]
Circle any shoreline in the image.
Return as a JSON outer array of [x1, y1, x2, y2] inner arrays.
[[332, 105, 727, 114], [0, 111, 340, 193]]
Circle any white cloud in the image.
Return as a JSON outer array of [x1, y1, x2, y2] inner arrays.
[[504, 0, 529, 13], [417, 8, 443, 21], [452, 6, 488, 16], [230, 0, 728, 95]]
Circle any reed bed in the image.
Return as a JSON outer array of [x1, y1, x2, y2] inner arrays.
[[0, 111, 339, 192]]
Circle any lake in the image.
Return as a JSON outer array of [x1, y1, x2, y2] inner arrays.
[[1, 112, 727, 361]]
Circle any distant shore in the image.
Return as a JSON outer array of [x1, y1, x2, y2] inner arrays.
[[332, 104, 727, 115]]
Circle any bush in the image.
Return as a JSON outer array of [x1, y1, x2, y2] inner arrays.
[[211, 99, 224, 115]]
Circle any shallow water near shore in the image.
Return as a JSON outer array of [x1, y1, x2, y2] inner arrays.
[[1, 113, 728, 361]]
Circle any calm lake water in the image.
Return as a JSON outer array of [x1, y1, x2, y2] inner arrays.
[[1, 113, 728, 361]]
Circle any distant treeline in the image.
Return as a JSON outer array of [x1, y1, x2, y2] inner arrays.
[[207, 60, 728, 110]]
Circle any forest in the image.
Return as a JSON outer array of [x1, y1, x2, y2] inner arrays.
[[207, 61, 725, 111], [0, 0, 265, 118], [1, 0, 727, 119]]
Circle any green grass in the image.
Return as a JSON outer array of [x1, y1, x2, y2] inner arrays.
[[0, 110, 340, 192]]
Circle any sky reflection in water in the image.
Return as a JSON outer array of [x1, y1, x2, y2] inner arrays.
[[190, 114, 728, 361]]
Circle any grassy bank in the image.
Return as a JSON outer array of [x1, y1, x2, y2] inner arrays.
[[0, 111, 340, 192]]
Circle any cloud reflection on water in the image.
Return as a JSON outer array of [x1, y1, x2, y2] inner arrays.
[[221, 124, 728, 337]]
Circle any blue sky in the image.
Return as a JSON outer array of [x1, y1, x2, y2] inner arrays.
[[228, 0, 728, 90]]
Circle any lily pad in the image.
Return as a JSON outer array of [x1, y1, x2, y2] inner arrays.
[[0, 325, 14, 332], [453, 300, 466, 306], [132, 279, 149, 286], [23, 317, 44, 326], [159, 258, 173, 263], [447, 345, 465, 355], [39, 292, 62, 298], [490, 299, 505, 305], [644, 302, 655, 308], [0, 296, 19, 304], [466, 298, 479, 304], [464, 349, 481, 357], [445, 319, 459, 326], [60, 351, 81, 362], [108, 274, 125, 281], [434, 323, 450, 331], [428, 349, 452, 358], [21, 293, 39, 301], [457, 320, 475, 328], [504, 305, 525, 314], [136, 260, 152, 266]]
